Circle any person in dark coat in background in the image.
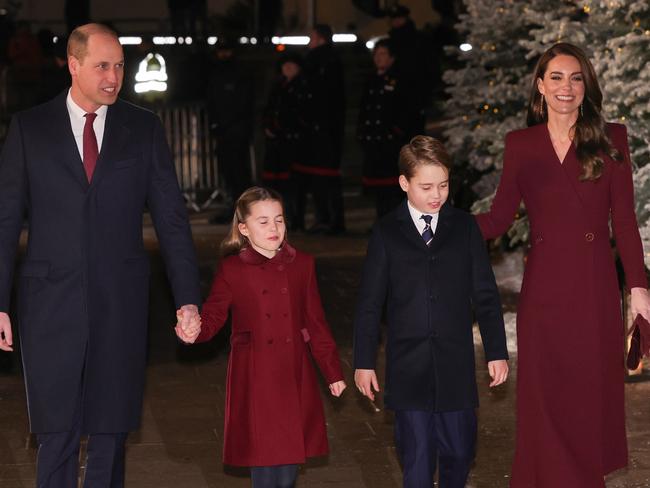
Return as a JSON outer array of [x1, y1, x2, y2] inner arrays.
[[387, 5, 418, 77], [262, 52, 313, 231], [387, 5, 427, 134], [0, 24, 201, 488], [301, 24, 346, 234], [38, 35, 70, 104], [206, 39, 255, 223], [357, 38, 417, 219]]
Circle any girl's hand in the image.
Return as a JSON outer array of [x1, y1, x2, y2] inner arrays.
[[328, 380, 346, 397], [0, 312, 13, 352], [631, 287, 650, 322]]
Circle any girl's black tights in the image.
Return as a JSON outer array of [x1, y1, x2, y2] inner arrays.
[[250, 464, 299, 488]]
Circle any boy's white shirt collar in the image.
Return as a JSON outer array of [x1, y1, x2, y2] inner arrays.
[[407, 199, 439, 235]]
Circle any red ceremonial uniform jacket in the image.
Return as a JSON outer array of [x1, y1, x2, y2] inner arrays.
[[196, 243, 344, 467]]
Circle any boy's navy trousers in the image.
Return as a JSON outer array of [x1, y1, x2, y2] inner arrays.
[[394, 408, 477, 488]]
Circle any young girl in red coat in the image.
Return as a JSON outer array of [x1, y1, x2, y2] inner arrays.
[[177, 186, 346, 488]]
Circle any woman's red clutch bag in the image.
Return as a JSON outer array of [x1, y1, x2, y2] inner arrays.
[[627, 314, 650, 370]]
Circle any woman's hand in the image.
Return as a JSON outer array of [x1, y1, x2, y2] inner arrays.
[[328, 380, 346, 397], [630, 287, 650, 322]]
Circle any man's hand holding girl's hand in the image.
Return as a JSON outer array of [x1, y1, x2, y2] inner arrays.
[[175, 305, 201, 343]]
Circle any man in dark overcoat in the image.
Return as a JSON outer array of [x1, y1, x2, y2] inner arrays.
[[0, 24, 201, 487], [387, 4, 427, 133]]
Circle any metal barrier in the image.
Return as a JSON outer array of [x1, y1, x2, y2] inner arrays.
[[158, 102, 223, 211]]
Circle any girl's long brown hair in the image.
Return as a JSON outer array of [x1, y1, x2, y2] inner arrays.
[[526, 43, 622, 180], [220, 186, 285, 257]]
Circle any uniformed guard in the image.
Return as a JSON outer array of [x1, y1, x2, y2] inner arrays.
[[301, 24, 346, 234], [262, 52, 313, 231], [387, 4, 428, 133], [357, 38, 417, 218]]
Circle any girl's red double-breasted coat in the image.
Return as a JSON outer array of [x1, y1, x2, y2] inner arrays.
[[196, 244, 344, 467]]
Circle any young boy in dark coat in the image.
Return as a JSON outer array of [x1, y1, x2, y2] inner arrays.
[[353, 136, 509, 488]]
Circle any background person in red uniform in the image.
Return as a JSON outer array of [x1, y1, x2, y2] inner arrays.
[[300, 24, 346, 235], [262, 52, 313, 231], [357, 38, 419, 219], [476, 43, 650, 487], [178, 187, 346, 488]]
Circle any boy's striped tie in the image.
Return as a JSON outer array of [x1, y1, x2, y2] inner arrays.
[[420, 214, 434, 246]]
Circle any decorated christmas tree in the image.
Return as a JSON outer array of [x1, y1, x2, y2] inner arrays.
[[585, 1, 650, 157], [443, 0, 650, 246], [444, 1, 586, 197], [443, 0, 532, 206], [583, 1, 650, 254]]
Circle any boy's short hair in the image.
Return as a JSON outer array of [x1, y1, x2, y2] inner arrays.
[[398, 135, 451, 179]]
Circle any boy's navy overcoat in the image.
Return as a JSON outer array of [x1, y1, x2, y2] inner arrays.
[[354, 200, 508, 411]]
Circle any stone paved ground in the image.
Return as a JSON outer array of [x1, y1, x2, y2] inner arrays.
[[1, 200, 649, 487]]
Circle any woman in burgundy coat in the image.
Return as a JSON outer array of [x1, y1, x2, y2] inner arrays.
[[178, 187, 346, 487], [476, 43, 650, 487]]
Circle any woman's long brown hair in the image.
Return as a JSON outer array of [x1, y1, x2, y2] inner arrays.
[[526, 43, 622, 180], [220, 186, 285, 257]]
